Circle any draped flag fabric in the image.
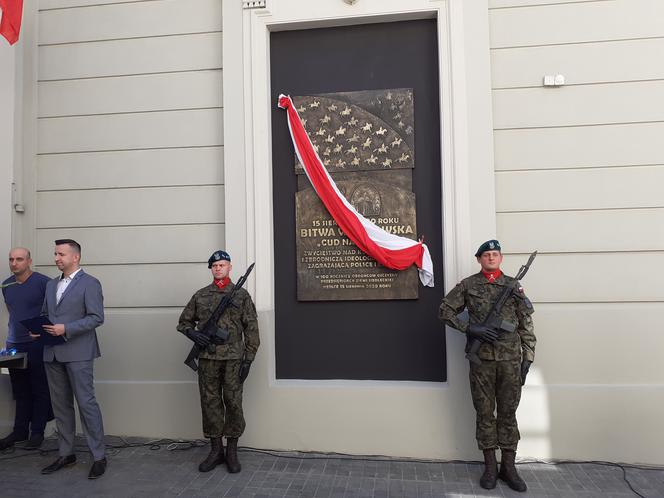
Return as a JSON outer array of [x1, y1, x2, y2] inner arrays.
[[0, 0, 23, 45], [278, 94, 434, 287]]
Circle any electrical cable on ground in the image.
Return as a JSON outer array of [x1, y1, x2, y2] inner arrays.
[[1, 434, 661, 498]]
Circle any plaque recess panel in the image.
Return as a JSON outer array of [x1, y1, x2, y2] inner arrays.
[[271, 20, 446, 381]]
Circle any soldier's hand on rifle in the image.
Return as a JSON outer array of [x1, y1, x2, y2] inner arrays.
[[520, 360, 532, 385], [467, 324, 498, 343], [238, 359, 252, 383], [185, 329, 211, 348]]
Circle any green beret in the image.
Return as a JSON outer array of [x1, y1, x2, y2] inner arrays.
[[208, 250, 231, 268], [475, 240, 501, 257]]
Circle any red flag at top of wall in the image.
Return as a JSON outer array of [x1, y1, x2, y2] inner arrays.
[[0, 0, 24, 45]]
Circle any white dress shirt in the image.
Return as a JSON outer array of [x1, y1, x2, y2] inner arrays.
[[56, 268, 82, 304]]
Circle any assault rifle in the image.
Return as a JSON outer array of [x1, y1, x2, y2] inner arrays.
[[466, 251, 537, 366], [184, 263, 255, 371]]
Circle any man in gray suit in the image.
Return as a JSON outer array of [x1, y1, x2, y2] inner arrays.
[[39, 239, 107, 479]]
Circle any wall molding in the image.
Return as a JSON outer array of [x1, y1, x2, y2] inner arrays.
[[223, 0, 496, 390]]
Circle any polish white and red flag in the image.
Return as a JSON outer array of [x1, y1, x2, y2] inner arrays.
[[278, 94, 434, 287], [0, 0, 23, 45]]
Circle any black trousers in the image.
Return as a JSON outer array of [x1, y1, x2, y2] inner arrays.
[[7, 341, 54, 436]]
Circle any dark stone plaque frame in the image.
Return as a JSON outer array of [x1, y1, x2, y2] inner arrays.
[[271, 19, 446, 382]]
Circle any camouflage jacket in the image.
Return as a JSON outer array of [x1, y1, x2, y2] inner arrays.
[[177, 282, 260, 361], [438, 272, 535, 362]]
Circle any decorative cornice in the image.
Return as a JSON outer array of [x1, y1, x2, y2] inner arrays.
[[243, 0, 266, 9]]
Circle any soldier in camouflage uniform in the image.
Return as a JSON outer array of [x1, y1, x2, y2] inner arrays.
[[439, 240, 535, 492], [177, 250, 260, 474]]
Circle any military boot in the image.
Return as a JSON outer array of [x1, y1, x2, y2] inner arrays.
[[198, 437, 224, 472], [498, 449, 527, 492], [225, 437, 241, 473], [479, 448, 498, 489]]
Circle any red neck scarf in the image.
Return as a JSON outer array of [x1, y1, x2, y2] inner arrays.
[[482, 270, 502, 283], [213, 277, 231, 289]]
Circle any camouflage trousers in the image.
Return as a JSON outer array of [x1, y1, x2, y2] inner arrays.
[[198, 358, 245, 438], [469, 359, 522, 451]]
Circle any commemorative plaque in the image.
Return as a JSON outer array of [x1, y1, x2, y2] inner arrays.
[[293, 89, 419, 301]]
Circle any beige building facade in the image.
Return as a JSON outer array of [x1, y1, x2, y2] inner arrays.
[[1, 0, 662, 465]]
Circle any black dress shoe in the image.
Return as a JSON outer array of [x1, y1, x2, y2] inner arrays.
[[24, 433, 44, 449], [88, 458, 107, 479], [0, 431, 28, 450], [41, 454, 76, 474]]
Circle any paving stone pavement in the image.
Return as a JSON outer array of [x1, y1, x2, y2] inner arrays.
[[0, 436, 662, 497]]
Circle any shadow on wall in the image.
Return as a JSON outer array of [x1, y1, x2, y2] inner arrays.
[[519, 362, 662, 465]]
